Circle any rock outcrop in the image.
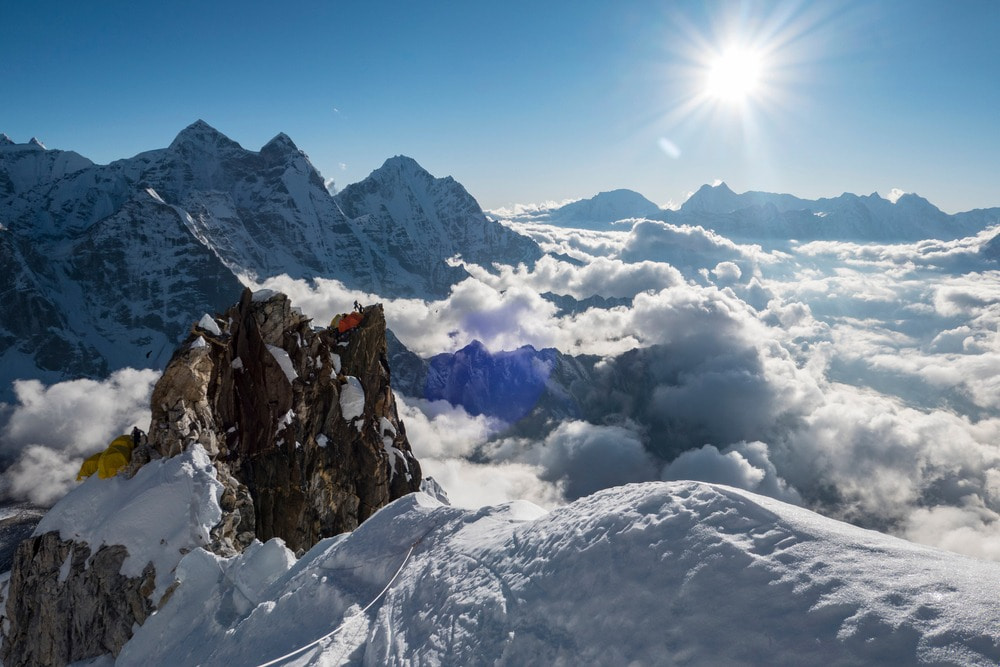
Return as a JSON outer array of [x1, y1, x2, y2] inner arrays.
[[1, 289, 422, 664], [145, 287, 422, 554], [2, 534, 155, 667]]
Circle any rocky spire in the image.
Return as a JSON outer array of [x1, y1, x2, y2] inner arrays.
[[1, 289, 422, 665]]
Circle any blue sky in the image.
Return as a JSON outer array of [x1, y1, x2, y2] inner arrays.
[[3, 0, 998, 213]]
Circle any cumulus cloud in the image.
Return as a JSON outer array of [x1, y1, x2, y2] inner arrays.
[[620, 220, 783, 282], [0, 368, 158, 506], [460, 255, 683, 300], [419, 458, 564, 510], [712, 261, 742, 284], [504, 221, 630, 263], [395, 395, 502, 461], [486, 420, 659, 500], [487, 199, 579, 221], [395, 394, 563, 508], [662, 441, 801, 504], [885, 188, 906, 203]]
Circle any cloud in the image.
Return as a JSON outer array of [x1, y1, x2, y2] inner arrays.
[[486, 420, 659, 500], [620, 220, 781, 281], [505, 221, 629, 261], [712, 261, 742, 284], [902, 497, 1000, 561], [662, 441, 801, 504], [1, 445, 83, 507], [419, 458, 564, 509], [395, 395, 502, 460], [394, 394, 563, 508], [487, 199, 579, 221], [252, 225, 1000, 561], [0, 368, 158, 506], [886, 187, 906, 203], [460, 255, 683, 300]]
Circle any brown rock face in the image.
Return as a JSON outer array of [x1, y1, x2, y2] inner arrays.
[[1, 533, 155, 666], [1, 289, 422, 665], [147, 288, 422, 554]]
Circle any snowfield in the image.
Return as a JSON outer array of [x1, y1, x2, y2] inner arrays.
[[110, 481, 1000, 666]]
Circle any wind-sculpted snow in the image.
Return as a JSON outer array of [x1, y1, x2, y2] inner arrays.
[[117, 483, 1000, 665]]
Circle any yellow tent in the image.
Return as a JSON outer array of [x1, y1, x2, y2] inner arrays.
[[77, 434, 135, 481], [76, 452, 102, 481], [98, 435, 134, 479]]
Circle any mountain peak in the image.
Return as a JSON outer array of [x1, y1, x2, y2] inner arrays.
[[546, 188, 661, 228], [681, 181, 741, 214], [169, 120, 242, 152], [261, 132, 300, 154], [380, 155, 426, 173], [0, 133, 14, 146], [27, 137, 46, 150]]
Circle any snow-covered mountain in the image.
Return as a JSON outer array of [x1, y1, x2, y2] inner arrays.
[[0, 124, 542, 398], [668, 181, 1000, 241], [541, 188, 662, 229], [335, 156, 541, 291], [15, 461, 1000, 665]]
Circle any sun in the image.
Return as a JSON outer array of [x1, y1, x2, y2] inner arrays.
[[704, 47, 763, 104]]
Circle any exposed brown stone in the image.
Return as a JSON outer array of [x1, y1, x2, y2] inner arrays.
[[1, 288, 423, 664]]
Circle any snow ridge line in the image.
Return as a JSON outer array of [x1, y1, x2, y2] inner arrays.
[[253, 532, 425, 667]]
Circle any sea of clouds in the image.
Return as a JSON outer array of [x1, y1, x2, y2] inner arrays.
[[2, 217, 999, 559]]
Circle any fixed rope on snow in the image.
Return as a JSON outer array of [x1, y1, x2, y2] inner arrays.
[[254, 530, 431, 667]]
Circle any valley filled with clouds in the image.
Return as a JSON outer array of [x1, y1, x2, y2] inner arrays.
[[258, 211, 1000, 558], [2, 177, 999, 560]]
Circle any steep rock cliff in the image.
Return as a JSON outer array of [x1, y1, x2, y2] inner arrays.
[[146, 287, 422, 553], [1, 289, 422, 664]]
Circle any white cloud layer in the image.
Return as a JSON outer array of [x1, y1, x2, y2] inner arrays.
[[0, 368, 158, 506], [7, 218, 1000, 564]]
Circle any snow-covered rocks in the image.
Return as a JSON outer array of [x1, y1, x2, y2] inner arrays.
[[1, 290, 422, 665], [0, 446, 223, 666]]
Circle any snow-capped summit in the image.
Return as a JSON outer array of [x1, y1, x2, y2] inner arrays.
[[670, 182, 992, 242], [260, 131, 302, 157], [0, 133, 14, 146], [335, 155, 542, 295], [681, 181, 742, 214], [27, 137, 46, 150], [0, 125, 543, 397], [167, 119, 243, 153], [544, 188, 662, 229]]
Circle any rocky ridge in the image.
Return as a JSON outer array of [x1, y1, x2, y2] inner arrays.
[[1, 289, 422, 665], [0, 122, 543, 400]]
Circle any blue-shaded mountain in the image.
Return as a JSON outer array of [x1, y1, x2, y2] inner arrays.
[[667, 182, 1000, 242], [0, 123, 542, 398], [542, 189, 662, 229]]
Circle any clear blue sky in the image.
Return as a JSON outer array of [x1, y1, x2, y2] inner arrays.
[[3, 0, 998, 213]]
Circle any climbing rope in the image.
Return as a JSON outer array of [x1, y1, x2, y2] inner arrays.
[[254, 540, 417, 667]]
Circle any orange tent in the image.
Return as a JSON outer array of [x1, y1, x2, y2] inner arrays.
[[338, 311, 364, 333]]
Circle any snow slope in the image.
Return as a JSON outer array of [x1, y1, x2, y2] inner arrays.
[[113, 481, 1000, 666]]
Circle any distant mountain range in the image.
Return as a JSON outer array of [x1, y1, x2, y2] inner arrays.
[[3, 122, 999, 401], [502, 181, 1000, 242], [0, 122, 541, 397]]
